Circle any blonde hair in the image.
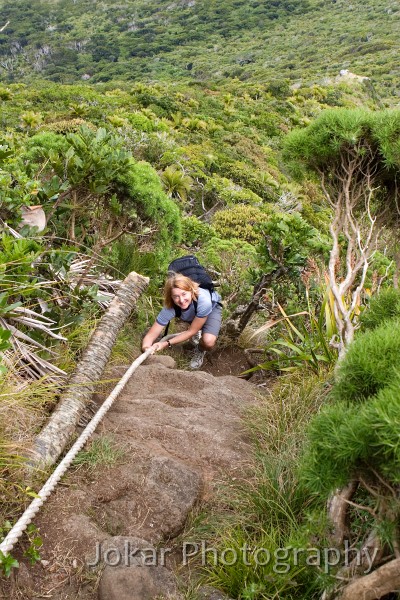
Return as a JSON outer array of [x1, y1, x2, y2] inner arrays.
[[164, 274, 199, 309]]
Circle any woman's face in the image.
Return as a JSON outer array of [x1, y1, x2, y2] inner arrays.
[[171, 287, 192, 310]]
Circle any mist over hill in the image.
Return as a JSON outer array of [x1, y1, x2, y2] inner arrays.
[[0, 0, 399, 102]]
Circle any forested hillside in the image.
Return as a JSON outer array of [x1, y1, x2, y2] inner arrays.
[[1, 0, 400, 599], [0, 0, 399, 102]]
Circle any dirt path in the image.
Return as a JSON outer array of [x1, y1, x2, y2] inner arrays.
[[3, 352, 260, 600]]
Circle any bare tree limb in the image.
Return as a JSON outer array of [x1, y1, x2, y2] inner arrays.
[[323, 141, 384, 358], [338, 557, 400, 600], [329, 480, 359, 544]]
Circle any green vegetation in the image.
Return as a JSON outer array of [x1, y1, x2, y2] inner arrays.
[[332, 316, 400, 403], [73, 435, 126, 471], [0, 0, 399, 102], [212, 205, 269, 244], [296, 298, 400, 597], [183, 371, 331, 599], [0, 0, 399, 596], [249, 293, 337, 375], [359, 287, 400, 330], [284, 108, 400, 354]]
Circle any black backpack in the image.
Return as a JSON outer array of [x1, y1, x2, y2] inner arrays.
[[166, 255, 215, 323]]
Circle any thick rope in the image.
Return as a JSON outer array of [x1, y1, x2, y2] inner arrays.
[[0, 346, 157, 556]]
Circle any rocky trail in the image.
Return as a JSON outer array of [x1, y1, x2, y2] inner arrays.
[[4, 350, 260, 600]]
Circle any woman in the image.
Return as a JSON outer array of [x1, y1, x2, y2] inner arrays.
[[142, 274, 222, 369]]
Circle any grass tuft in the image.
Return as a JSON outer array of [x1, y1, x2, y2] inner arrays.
[[72, 435, 126, 471]]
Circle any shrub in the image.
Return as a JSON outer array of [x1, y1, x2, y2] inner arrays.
[[0, 87, 12, 101], [221, 161, 279, 201], [198, 237, 257, 303], [181, 216, 216, 247], [257, 211, 330, 277], [126, 111, 157, 132], [205, 175, 265, 207], [267, 79, 291, 99], [300, 377, 400, 496], [160, 165, 193, 204], [40, 118, 96, 134], [20, 131, 69, 171], [107, 114, 129, 128], [115, 161, 181, 260], [358, 287, 400, 331], [212, 204, 270, 244], [332, 318, 400, 403]]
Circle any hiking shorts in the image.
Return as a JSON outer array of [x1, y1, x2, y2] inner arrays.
[[202, 303, 223, 337]]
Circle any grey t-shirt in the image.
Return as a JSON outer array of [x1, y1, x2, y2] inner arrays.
[[156, 288, 221, 327]]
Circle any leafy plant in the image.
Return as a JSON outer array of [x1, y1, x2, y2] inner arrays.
[[0, 328, 11, 375], [161, 165, 193, 204], [0, 549, 19, 578], [257, 212, 330, 278], [23, 524, 43, 565], [181, 216, 216, 247], [0, 522, 42, 577], [248, 293, 337, 374]]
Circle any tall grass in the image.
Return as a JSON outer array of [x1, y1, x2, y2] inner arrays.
[[0, 378, 60, 522], [183, 370, 333, 600], [0, 314, 100, 528]]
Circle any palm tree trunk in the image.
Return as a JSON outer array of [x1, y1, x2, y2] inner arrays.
[[28, 271, 149, 469]]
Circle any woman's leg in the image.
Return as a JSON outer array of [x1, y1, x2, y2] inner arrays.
[[200, 332, 217, 350], [199, 304, 222, 351], [190, 305, 222, 368]]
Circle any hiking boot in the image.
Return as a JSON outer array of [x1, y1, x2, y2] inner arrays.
[[191, 331, 202, 346], [189, 347, 206, 369]]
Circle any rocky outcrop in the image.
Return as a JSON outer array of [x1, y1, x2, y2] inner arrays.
[[97, 537, 180, 600], [338, 69, 370, 82], [18, 355, 258, 599]]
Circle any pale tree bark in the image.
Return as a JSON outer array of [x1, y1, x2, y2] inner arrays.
[[324, 476, 398, 600], [338, 557, 400, 600], [28, 271, 149, 469], [323, 530, 385, 600], [320, 142, 381, 359], [328, 480, 359, 545]]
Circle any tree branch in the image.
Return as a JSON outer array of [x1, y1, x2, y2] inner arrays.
[[328, 480, 359, 545], [338, 557, 400, 600]]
